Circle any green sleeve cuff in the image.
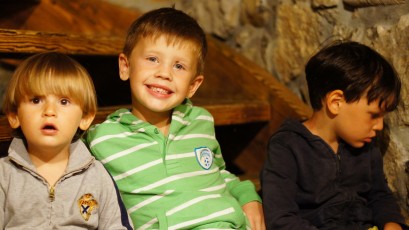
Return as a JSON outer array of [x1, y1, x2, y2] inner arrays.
[[229, 180, 262, 206]]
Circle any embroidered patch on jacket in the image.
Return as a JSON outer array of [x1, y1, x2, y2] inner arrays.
[[78, 193, 98, 221], [195, 147, 213, 170]]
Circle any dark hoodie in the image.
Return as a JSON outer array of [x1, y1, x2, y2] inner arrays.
[[260, 119, 406, 230]]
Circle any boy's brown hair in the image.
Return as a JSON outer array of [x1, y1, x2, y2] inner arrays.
[[122, 7, 208, 75]]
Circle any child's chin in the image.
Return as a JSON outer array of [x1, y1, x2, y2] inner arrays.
[[349, 141, 366, 149]]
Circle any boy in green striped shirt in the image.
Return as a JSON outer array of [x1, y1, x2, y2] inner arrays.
[[85, 7, 265, 230]]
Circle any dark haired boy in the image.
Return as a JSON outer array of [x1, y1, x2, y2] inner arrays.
[[261, 41, 408, 230]]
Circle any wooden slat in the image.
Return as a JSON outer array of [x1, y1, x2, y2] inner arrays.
[[0, 116, 12, 143], [207, 36, 313, 121], [0, 100, 270, 143], [0, 29, 123, 56], [95, 101, 270, 126], [0, 0, 141, 37], [198, 100, 270, 125], [0, 29, 311, 122]]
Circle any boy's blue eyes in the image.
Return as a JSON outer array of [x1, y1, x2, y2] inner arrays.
[[146, 57, 186, 70], [175, 63, 184, 70]]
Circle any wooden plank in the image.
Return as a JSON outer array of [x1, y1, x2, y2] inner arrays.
[[0, 0, 141, 37], [94, 100, 271, 126], [0, 29, 123, 56], [0, 100, 270, 143], [0, 116, 12, 142], [207, 36, 313, 121], [201, 101, 270, 125]]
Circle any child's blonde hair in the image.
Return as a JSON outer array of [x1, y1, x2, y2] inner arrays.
[[3, 52, 97, 139]]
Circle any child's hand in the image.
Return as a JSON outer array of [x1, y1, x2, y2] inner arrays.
[[242, 201, 266, 230], [384, 222, 403, 230]]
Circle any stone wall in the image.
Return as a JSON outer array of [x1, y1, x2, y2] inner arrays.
[[0, 0, 406, 223], [175, 0, 409, 221], [106, 0, 409, 222], [26, 0, 408, 223]]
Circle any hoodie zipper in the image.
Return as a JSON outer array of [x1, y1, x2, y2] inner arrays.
[[336, 154, 341, 178]]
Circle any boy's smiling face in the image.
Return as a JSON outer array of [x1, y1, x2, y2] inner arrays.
[[119, 35, 203, 120]]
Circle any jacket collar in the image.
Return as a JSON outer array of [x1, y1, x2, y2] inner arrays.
[[8, 138, 94, 174]]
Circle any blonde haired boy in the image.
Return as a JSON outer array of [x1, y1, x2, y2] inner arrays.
[[1, 52, 132, 229]]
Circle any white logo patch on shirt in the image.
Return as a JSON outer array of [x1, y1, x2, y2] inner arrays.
[[195, 147, 213, 170]]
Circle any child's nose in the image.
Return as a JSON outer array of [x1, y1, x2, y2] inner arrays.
[[373, 117, 384, 131], [156, 64, 172, 80], [43, 102, 57, 117]]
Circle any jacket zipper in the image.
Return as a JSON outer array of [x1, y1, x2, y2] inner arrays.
[[49, 186, 55, 202], [336, 154, 341, 178], [10, 156, 94, 202]]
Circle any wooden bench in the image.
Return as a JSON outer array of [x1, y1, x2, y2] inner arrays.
[[0, 0, 312, 189]]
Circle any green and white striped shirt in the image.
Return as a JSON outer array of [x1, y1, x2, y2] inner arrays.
[[85, 99, 261, 229]]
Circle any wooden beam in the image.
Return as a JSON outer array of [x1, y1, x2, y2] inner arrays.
[[207, 36, 313, 121], [0, 117, 12, 143], [94, 100, 271, 126], [0, 0, 141, 36], [0, 101, 270, 143], [0, 29, 123, 56]]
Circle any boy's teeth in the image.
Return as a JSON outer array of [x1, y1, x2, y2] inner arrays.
[[151, 86, 169, 94]]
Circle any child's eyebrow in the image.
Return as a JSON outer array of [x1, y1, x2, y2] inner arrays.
[[368, 107, 386, 115]]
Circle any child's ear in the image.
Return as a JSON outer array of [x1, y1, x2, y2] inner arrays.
[[326, 90, 344, 115], [7, 113, 20, 129], [118, 53, 130, 81], [187, 75, 204, 98], [79, 113, 96, 131]]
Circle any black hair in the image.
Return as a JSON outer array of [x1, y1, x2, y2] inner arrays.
[[305, 41, 401, 112]]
